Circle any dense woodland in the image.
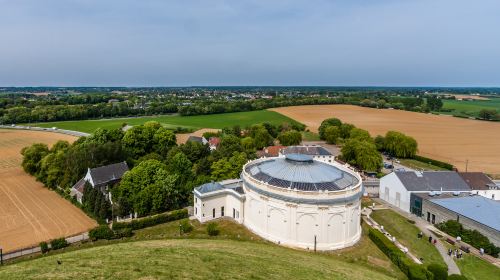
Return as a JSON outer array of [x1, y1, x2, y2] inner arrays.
[[21, 120, 304, 220], [0, 87, 470, 124]]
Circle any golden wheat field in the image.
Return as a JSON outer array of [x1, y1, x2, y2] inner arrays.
[[0, 129, 97, 253], [271, 105, 500, 175]]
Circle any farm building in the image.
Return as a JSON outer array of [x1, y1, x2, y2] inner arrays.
[[418, 195, 500, 246], [257, 145, 285, 158], [70, 161, 129, 203], [380, 171, 471, 213], [187, 136, 208, 145], [458, 172, 499, 201], [194, 153, 363, 251], [280, 145, 334, 164]]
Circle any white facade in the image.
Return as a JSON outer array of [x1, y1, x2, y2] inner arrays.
[[473, 189, 500, 201], [194, 156, 363, 251], [380, 172, 411, 212]]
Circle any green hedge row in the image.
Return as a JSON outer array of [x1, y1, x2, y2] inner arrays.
[[112, 209, 188, 230], [89, 225, 133, 241], [413, 155, 454, 170], [437, 220, 499, 257], [368, 228, 433, 280]]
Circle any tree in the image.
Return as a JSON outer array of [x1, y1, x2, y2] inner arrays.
[[247, 124, 273, 150], [339, 123, 355, 139], [384, 131, 418, 158], [341, 139, 382, 171], [319, 118, 342, 140], [349, 128, 372, 142], [478, 109, 498, 120], [374, 135, 385, 151], [21, 143, 49, 175], [426, 96, 443, 111], [153, 127, 176, 156], [113, 160, 179, 216], [277, 130, 302, 146], [324, 126, 341, 144], [217, 134, 244, 158], [211, 152, 248, 181]]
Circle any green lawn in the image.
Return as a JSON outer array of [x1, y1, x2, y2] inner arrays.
[[399, 159, 447, 171], [0, 220, 405, 280], [441, 243, 500, 280], [439, 98, 500, 117], [370, 209, 445, 266], [28, 110, 302, 133]]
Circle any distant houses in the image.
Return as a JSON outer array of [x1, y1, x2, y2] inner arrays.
[[70, 161, 129, 203]]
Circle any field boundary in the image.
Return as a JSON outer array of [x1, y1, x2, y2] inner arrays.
[[0, 125, 89, 137], [1, 232, 89, 262]]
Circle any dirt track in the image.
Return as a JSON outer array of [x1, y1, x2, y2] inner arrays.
[[271, 105, 500, 175], [0, 129, 97, 252]]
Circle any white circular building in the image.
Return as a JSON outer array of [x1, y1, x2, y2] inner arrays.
[[194, 152, 363, 251]]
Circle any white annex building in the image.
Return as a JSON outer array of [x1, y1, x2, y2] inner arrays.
[[194, 153, 363, 251]]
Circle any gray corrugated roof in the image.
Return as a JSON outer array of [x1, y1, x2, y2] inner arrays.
[[245, 155, 358, 191], [430, 196, 500, 231], [395, 171, 470, 192], [195, 182, 224, 194], [89, 162, 129, 186], [281, 146, 332, 156]]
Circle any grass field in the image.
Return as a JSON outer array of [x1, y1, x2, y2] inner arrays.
[[441, 243, 500, 280], [370, 209, 445, 266], [399, 159, 447, 171], [0, 219, 405, 280], [0, 129, 97, 253], [441, 98, 500, 117], [29, 110, 302, 134]]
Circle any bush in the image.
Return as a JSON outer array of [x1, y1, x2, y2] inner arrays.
[[207, 222, 220, 236], [427, 263, 448, 280], [39, 241, 49, 254], [368, 228, 432, 280], [413, 155, 453, 170], [448, 275, 468, 280], [113, 209, 188, 231], [89, 225, 115, 241], [437, 220, 499, 257], [50, 238, 68, 250], [114, 228, 133, 238], [180, 220, 193, 234]]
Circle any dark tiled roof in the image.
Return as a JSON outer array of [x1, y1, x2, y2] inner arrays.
[[89, 162, 129, 186], [187, 136, 204, 143], [394, 171, 471, 192], [281, 146, 332, 156], [458, 172, 495, 190]]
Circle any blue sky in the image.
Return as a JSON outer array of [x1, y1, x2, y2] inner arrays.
[[0, 0, 499, 87]]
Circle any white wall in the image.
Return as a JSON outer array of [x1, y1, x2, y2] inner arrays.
[[380, 172, 411, 212], [194, 191, 244, 223]]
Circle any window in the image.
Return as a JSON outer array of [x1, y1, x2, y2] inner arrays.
[[221, 206, 224, 216], [195, 207, 197, 214], [233, 208, 235, 218], [213, 208, 215, 218], [195, 198, 197, 203], [431, 214, 436, 224]]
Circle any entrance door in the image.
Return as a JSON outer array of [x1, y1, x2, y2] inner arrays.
[[427, 212, 430, 222]]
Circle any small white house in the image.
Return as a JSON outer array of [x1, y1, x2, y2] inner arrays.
[[380, 171, 471, 213], [193, 179, 245, 223], [458, 172, 500, 201]]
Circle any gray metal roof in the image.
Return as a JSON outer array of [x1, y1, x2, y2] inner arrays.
[[430, 196, 500, 231], [281, 146, 332, 156], [394, 171, 471, 192], [89, 161, 129, 186], [245, 154, 358, 191], [195, 182, 224, 194]]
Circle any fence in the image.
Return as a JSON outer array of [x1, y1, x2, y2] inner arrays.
[[1, 232, 89, 262]]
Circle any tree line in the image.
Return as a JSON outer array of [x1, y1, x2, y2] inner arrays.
[[21, 120, 304, 219]]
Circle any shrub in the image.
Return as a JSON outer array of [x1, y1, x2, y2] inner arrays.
[[114, 228, 133, 238], [427, 263, 448, 280], [448, 275, 468, 280], [437, 220, 499, 257], [368, 228, 432, 280], [89, 225, 115, 241], [413, 155, 453, 170], [50, 238, 68, 250], [180, 220, 194, 234], [207, 222, 220, 236], [39, 241, 49, 254], [113, 209, 188, 231]]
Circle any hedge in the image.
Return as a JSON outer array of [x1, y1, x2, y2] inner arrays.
[[50, 238, 69, 250], [368, 228, 433, 280], [413, 155, 454, 170], [448, 275, 469, 280], [427, 263, 447, 280], [89, 225, 115, 241], [39, 242, 49, 254], [112, 209, 188, 231]]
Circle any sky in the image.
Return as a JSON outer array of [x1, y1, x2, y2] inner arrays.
[[0, 0, 499, 87]]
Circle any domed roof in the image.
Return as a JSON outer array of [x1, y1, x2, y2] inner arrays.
[[244, 154, 359, 191]]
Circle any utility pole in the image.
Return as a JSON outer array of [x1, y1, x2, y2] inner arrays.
[[465, 159, 468, 172], [314, 235, 317, 252], [1, 246, 3, 265]]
